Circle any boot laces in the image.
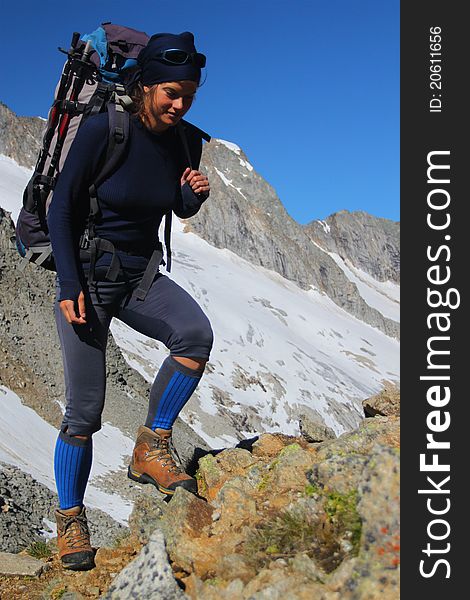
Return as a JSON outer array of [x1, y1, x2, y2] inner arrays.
[[148, 436, 183, 474], [61, 514, 91, 550]]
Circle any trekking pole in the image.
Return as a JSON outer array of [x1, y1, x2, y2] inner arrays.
[[36, 32, 82, 174], [46, 41, 94, 179], [81, 39, 93, 62]]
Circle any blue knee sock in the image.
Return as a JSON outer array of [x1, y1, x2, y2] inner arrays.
[[54, 431, 93, 510], [146, 356, 202, 430]]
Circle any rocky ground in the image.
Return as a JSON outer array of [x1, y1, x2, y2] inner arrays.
[[0, 386, 400, 600]]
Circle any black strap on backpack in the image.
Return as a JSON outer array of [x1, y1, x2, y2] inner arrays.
[[157, 120, 207, 277], [84, 89, 132, 288], [162, 121, 194, 274], [87, 90, 131, 235], [82, 86, 164, 300]]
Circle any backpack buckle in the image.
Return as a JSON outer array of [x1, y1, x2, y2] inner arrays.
[[79, 230, 91, 250], [114, 127, 125, 143]]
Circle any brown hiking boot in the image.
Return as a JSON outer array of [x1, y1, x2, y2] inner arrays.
[[55, 506, 95, 570], [128, 426, 197, 495]]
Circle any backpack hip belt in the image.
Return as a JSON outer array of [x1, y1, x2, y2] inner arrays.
[[80, 235, 164, 301]]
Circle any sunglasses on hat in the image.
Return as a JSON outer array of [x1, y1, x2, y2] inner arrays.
[[154, 49, 206, 68]]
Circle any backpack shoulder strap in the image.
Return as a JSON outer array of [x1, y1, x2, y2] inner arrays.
[[95, 91, 131, 186], [180, 119, 211, 143], [177, 119, 211, 171], [87, 97, 130, 234], [83, 101, 131, 283], [162, 121, 193, 273], [176, 121, 194, 169], [161, 120, 211, 273]]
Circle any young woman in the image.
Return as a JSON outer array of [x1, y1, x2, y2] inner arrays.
[[47, 31, 213, 570]]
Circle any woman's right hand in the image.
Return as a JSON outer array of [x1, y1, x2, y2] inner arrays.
[[59, 291, 87, 325]]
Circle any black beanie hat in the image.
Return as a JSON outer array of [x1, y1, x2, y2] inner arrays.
[[138, 32, 203, 86]]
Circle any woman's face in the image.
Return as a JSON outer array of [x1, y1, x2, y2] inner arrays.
[[143, 80, 197, 131]]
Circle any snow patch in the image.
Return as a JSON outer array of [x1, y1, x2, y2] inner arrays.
[[239, 157, 253, 172], [215, 167, 232, 188], [0, 154, 33, 223], [0, 386, 134, 524], [217, 139, 241, 154], [328, 252, 400, 322], [214, 167, 247, 199], [110, 215, 399, 446], [41, 519, 57, 539], [216, 139, 254, 171]]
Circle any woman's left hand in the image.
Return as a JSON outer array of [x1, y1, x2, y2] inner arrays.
[[181, 167, 210, 196]]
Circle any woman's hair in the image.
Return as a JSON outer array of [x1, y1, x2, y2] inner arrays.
[[130, 81, 151, 123]]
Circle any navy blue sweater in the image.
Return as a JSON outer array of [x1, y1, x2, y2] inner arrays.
[[48, 113, 207, 300]]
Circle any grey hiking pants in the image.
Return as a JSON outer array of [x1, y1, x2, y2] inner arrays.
[[54, 270, 213, 436]]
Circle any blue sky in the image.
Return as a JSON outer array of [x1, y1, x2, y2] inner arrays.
[[1, 0, 399, 224]]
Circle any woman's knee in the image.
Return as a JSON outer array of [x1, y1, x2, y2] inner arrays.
[[170, 321, 214, 357], [201, 322, 214, 351], [61, 411, 102, 438], [58, 427, 94, 450]]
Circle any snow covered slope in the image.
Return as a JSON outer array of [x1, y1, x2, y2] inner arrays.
[[111, 217, 399, 447]]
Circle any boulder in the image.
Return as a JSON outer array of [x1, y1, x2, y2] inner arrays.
[[0, 551, 44, 577], [102, 529, 185, 600], [362, 383, 400, 417], [299, 414, 336, 442], [252, 433, 307, 458], [196, 448, 257, 501], [128, 493, 167, 545]]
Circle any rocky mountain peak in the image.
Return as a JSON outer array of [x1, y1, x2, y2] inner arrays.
[[305, 210, 400, 284], [0, 102, 45, 169]]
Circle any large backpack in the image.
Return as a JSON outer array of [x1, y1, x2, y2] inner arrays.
[[16, 23, 149, 271], [15, 22, 209, 298]]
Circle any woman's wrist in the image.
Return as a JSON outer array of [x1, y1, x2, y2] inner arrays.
[[57, 279, 83, 302]]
